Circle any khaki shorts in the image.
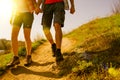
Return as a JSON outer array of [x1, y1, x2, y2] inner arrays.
[[12, 12, 34, 28], [42, 2, 65, 27]]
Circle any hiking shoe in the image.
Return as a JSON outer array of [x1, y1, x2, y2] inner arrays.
[[51, 43, 56, 57], [55, 50, 64, 62], [7, 56, 20, 68], [24, 55, 32, 67]]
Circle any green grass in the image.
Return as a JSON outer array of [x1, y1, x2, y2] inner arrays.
[[0, 39, 46, 75], [63, 14, 120, 80], [0, 53, 13, 67], [0, 53, 13, 75]]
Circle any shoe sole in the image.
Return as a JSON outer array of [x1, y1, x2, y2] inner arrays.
[[24, 62, 32, 67], [24, 61, 33, 67], [7, 62, 20, 69]]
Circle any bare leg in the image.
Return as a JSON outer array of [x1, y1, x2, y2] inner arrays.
[[7, 26, 20, 67], [23, 28, 32, 56], [23, 28, 32, 66], [54, 23, 62, 49], [54, 23, 64, 62], [43, 25, 56, 56], [43, 26, 55, 44], [11, 26, 20, 56]]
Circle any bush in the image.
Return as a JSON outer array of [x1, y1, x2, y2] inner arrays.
[[112, 0, 120, 14], [18, 46, 26, 56]]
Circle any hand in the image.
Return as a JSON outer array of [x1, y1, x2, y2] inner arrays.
[[35, 7, 42, 15], [70, 7, 75, 14], [30, 10, 34, 14]]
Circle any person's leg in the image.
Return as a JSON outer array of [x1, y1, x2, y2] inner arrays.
[[23, 28, 32, 66], [23, 12, 33, 66], [7, 26, 20, 67], [43, 27, 55, 44], [42, 4, 56, 56], [7, 12, 23, 67], [54, 23, 62, 49], [23, 28, 32, 56], [43, 26, 56, 57], [52, 2, 65, 62], [54, 23, 64, 62], [11, 26, 20, 56]]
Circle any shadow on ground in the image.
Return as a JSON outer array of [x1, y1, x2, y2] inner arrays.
[[11, 66, 60, 78]]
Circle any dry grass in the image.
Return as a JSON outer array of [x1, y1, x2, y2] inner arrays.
[[112, 0, 120, 14]]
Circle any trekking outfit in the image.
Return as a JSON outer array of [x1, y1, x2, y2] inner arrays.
[[7, 0, 36, 68], [41, 0, 64, 63]]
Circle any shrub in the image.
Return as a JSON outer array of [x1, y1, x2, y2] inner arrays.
[[112, 0, 120, 14]]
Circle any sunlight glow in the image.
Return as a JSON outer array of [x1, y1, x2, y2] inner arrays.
[[0, 0, 13, 19]]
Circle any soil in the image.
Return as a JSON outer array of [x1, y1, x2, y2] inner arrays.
[[0, 38, 76, 80]]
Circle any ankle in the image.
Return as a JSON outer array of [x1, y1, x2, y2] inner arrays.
[[13, 56, 19, 59], [52, 43, 56, 46], [56, 49, 61, 52], [27, 55, 31, 57]]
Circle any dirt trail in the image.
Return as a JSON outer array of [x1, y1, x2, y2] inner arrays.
[[0, 38, 76, 80]]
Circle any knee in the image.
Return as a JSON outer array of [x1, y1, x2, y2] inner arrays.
[[54, 23, 61, 31], [43, 27, 50, 33]]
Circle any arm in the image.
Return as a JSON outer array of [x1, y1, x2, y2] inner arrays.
[[10, 0, 16, 24], [10, 10, 14, 24], [37, 0, 42, 7], [32, 0, 37, 7], [70, 0, 75, 14]]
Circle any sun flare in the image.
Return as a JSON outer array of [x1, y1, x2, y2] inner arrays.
[[0, 0, 13, 19]]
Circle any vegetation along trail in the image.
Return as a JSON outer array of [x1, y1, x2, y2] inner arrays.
[[0, 38, 76, 80]]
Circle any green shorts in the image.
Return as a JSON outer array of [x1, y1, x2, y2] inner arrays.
[[42, 2, 65, 28], [12, 12, 34, 28]]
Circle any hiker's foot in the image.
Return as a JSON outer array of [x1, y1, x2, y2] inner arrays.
[[24, 55, 32, 67], [55, 49, 64, 63], [7, 56, 20, 68], [51, 43, 56, 57]]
